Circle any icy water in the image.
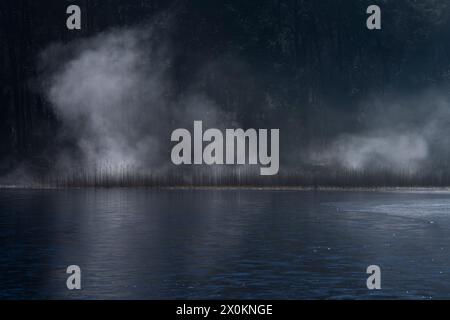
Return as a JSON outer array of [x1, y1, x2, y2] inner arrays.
[[1, 188, 450, 299]]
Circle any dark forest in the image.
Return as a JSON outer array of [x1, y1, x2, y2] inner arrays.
[[2, 0, 450, 187]]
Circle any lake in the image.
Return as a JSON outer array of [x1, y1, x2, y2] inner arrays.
[[0, 188, 449, 299]]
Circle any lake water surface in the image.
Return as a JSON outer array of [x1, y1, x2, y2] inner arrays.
[[1, 188, 450, 299]]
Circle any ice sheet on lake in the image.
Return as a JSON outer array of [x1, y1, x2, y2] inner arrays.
[[326, 198, 450, 219]]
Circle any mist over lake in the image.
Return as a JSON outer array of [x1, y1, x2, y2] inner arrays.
[[3, 1, 450, 303]]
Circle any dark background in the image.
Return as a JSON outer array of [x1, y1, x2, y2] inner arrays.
[[1, 0, 450, 182]]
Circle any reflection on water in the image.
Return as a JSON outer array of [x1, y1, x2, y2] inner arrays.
[[0, 189, 450, 299]]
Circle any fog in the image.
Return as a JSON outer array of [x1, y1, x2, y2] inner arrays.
[[36, 14, 450, 184], [310, 91, 450, 174], [39, 19, 236, 177]]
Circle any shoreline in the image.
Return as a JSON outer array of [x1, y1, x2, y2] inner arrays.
[[1, 185, 450, 193]]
